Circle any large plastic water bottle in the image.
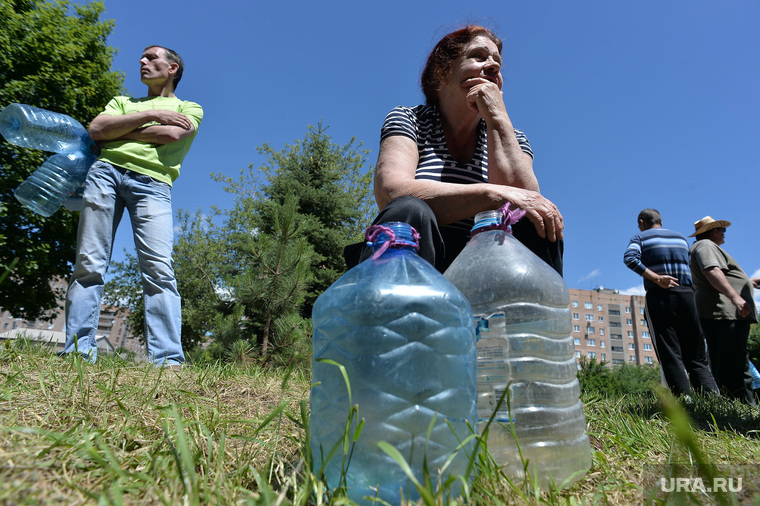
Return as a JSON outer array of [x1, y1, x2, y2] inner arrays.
[[0, 103, 96, 154], [443, 207, 592, 487], [310, 222, 477, 505], [13, 150, 97, 217]]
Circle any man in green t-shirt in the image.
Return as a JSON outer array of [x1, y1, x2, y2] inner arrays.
[[63, 45, 203, 366], [689, 216, 759, 405]]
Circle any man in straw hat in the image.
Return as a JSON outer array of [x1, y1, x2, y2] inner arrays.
[[689, 216, 759, 405], [624, 209, 718, 397]]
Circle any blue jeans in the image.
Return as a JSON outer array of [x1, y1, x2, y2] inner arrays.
[[64, 161, 184, 365]]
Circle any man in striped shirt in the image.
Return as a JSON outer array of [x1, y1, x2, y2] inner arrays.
[[623, 209, 718, 397]]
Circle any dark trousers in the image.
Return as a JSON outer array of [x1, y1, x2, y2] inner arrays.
[[344, 196, 564, 275], [700, 318, 757, 405], [645, 288, 719, 396]]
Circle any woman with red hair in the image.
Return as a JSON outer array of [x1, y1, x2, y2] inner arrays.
[[347, 25, 564, 274]]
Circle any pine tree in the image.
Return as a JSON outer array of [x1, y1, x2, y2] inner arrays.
[[227, 196, 315, 361], [248, 122, 374, 314]]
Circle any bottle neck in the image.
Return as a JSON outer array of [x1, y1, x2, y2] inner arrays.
[[470, 204, 526, 237], [470, 210, 502, 237], [366, 222, 420, 258]]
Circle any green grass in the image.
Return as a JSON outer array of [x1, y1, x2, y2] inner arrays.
[[1, 340, 759, 505]]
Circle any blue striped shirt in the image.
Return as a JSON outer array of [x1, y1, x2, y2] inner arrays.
[[624, 228, 694, 290]]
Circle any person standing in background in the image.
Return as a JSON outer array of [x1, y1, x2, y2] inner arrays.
[[624, 209, 718, 397], [689, 216, 758, 405]]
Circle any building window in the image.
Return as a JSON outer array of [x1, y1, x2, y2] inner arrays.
[[645, 356, 654, 364], [574, 338, 581, 345], [626, 319, 632, 325], [597, 304, 603, 311], [643, 344, 653, 351], [639, 308, 645, 314], [600, 340, 606, 348], [613, 358, 623, 365], [601, 353, 607, 361], [630, 356, 636, 362], [628, 331, 634, 338], [585, 314, 594, 322], [629, 343, 635, 350], [625, 307, 631, 313], [610, 322, 621, 328], [573, 313, 580, 320], [608, 309, 620, 316], [598, 316, 604, 323], [572, 301, 578, 308], [587, 351, 596, 359], [611, 334, 623, 340], [573, 325, 581, 332], [574, 351, 581, 358], [642, 332, 650, 338], [599, 329, 605, 336], [587, 339, 596, 346], [587, 327, 595, 334], [640, 319, 647, 326], [584, 302, 593, 309], [611, 346, 623, 352]]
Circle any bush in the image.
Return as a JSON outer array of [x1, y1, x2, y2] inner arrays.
[[578, 358, 661, 397]]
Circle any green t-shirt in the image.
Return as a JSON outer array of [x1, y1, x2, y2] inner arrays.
[[96, 96, 203, 185], [690, 239, 757, 322]]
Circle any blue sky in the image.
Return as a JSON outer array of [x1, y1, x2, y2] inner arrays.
[[87, 0, 759, 297]]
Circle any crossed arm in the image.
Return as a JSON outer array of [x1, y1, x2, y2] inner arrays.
[[374, 134, 563, 242], [89, 109, 195, 145]]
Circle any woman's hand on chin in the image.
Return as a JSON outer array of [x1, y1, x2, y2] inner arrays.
[[465, 78, 507, 119]]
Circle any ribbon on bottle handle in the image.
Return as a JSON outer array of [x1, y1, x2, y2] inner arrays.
[[365, 224, 421, 260], [478, 202, 527, 235]]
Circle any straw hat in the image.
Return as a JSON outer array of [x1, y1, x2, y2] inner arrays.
[[689, 216, 731, 237]]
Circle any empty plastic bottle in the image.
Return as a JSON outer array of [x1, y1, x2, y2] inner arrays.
[[310, 222, 477, 505], [13, 150, 97, 217], [0, 103, 96, 154], [443, 206, 592, 487]]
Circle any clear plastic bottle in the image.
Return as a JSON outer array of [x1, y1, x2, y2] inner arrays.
[[13, 150, 97, 217], [310, 222, 477, 505], [0, 103, 96, 154], [443, 209, 592, 487]]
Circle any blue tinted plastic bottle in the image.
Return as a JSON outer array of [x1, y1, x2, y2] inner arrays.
[[310, 222, 477, 505], [0, 103, 96, 154], [13, 150, 97, 217], [444, 209, 592, 487]]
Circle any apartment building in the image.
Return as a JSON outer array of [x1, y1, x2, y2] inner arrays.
[[568, 287, 658, 367]]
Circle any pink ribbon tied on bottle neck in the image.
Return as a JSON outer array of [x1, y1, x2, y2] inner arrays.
[[365, 224, 421, 260], [477, 202, 526, 235]]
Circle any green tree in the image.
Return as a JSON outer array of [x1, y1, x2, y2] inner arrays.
[[748, 321, 760, 367], [241, 122, 374, 314], [0, 0, 123, 320], [615, 362, 661, 395], [577, 358, 620, 396], [173, 209, 227, 350], [227, 196, 315, 362]]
